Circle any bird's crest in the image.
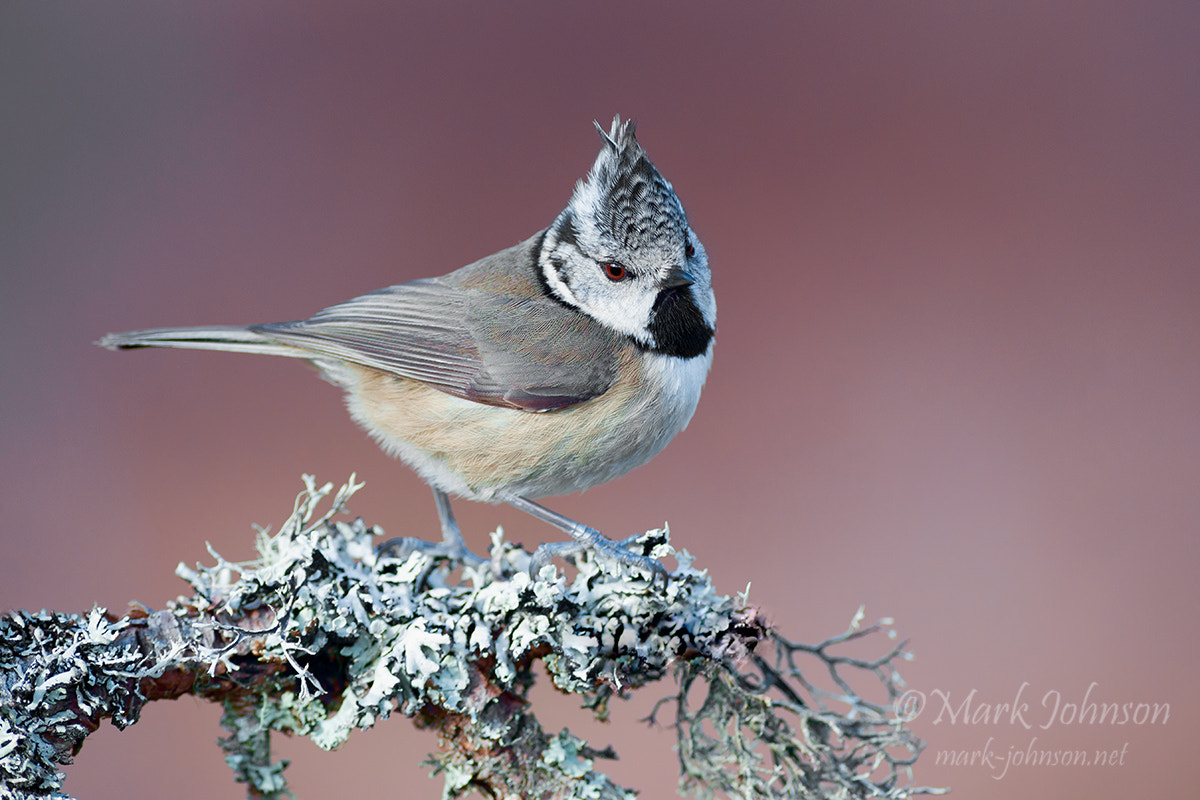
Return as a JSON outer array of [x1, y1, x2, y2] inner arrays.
[[568, 116, 687, 249]]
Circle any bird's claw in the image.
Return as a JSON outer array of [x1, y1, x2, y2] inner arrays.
[[529, 527, 669, 587]]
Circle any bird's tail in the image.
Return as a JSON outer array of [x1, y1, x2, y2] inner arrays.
[[96, 325, 306, 358]]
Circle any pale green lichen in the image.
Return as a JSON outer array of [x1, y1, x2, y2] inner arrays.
[[542, 730, 597, 779], [0, 607, 145, 798], [1, 476, 938, 799]]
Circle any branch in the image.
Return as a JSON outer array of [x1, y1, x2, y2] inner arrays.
[[0, 476, 942, 799]]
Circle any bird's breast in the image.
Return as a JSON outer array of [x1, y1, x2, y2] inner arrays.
[[334, 344, 711, 501]]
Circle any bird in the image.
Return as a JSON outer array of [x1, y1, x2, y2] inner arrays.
[[99, 116, 715, 579]]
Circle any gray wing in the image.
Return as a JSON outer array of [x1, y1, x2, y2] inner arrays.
[[252, 278, 621, 411]]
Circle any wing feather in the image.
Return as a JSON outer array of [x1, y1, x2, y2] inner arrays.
[[253, 277, 621, 411]]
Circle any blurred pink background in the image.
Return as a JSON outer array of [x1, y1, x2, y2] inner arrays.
[[2, 3, 1196, 798]]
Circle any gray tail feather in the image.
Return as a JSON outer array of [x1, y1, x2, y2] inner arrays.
[[96, 325, 306, 358]]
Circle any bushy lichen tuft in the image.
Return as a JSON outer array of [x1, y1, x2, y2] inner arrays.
[[0, 607, 145, 796]]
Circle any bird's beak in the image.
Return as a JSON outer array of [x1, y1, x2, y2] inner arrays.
[[662, 267, 695, 289]]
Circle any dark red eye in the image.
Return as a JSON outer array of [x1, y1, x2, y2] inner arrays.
[[602, 262, 628, 281], [685, 239, 695, 259]]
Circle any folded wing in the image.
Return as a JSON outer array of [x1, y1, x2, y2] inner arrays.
[[254, 278, 621, 412]]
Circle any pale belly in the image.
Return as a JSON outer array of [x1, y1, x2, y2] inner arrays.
[[328, 348, 710, 502]]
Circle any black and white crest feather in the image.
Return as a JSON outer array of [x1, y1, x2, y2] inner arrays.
[[573, 117, 688, 251]]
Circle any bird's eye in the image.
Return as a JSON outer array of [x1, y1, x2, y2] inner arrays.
[[602, 262, 629, 281], [685, 239, 695, 259]]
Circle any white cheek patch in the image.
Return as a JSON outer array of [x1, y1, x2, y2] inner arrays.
[[580, 284, 658, 342], [626, 293, 661, 341]]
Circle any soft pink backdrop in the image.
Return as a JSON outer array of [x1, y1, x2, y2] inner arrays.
[[2, 3, 1196, 798]]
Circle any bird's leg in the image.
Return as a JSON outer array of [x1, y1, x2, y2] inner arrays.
[[501, 493, 667, 582], [432, 487, 464, 550], [375, 488, 485, 567]]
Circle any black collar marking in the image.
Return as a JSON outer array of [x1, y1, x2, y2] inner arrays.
[[533, 225, 581, 312]]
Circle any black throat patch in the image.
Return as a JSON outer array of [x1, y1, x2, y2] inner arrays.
[[645, 287, 713, 359]]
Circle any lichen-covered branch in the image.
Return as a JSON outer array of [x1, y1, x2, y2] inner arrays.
[[0, 477, 941, 799]]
